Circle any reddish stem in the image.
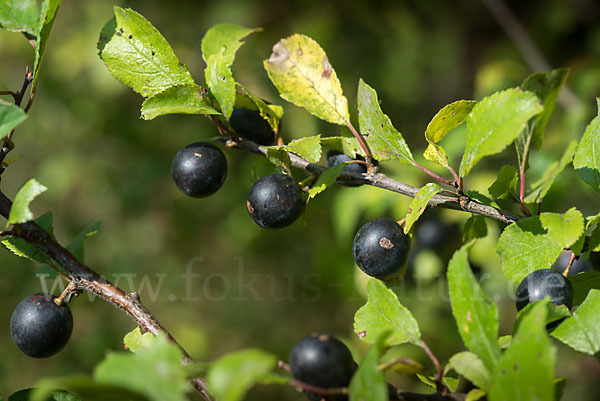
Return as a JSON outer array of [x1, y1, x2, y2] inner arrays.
[[419, 340, 448, 395], [413, 161, 455, 187], [345, 121, 372, 160]]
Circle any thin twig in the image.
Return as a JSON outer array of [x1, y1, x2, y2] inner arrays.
[[563, 251, 577, 277], [0, 192, 214, 401], [419, 340, 448, 395]]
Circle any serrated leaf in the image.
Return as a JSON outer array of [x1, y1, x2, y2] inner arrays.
[[525, 140, 577, 203], [0, 0, 39, 34], [0, 101, 27, 138], [8, 178, 47, 225], [447, 244, 500, 371], [540, 207, 584, 249], [488, 165, 518, 199], [99, 7, 194, 97], [459, 89, 543, 177], [358, 79, 413, 163], [307, 163, 347, 202], [66, 220, 101, 262], [496, 216, 563, 283], [349, 332, 389, 401], [205, 49, 235, 119], [354, 279, 421, 346], [569, 270, 600, 306], [31, 376, 148, 401], [201, 23, 260, 65], [264, 34, 349, 125], [207, 349, 276, 401], [463, 215, 487, 242], [94, 336, 187, 401], [321, 136, 364, 158], [32, 0, 61, 92], [489, 301, 555, 401], [520, 68, 569, 149], [265, 148, 291, 176], [449, 352, 491, 391], [2, 212, 52, 263], [403, 183, 442, 234], [551, 289, 600, 355], [123, 327, 156, 353], [573, 99, 600, 192], [424, 100, 476, 170], [284, 135, 321, 163], [141, 84, 219, 120]]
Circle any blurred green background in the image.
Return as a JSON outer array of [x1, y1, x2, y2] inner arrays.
[[1, 0, 600, 399]]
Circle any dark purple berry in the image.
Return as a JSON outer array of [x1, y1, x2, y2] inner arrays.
[[246, 173, 304, 229], [326, 150, 366, 187], [229, 108, 276, 146], [552, 252, 594, 276], [290, 333, 357, 400], [10, 293, 73, 358], [353, 218, 411, 279], [171, 142, 227, 198], [515, 269, 574, 311]]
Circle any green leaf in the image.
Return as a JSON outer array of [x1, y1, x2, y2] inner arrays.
[[205, 49, 236, 119], [123, 327, 156, 353], [525, 140, 577, 203], [466, 389, 487, 401], [488, 165, 518, 199], [569, 270, 600, 305], [358, 79, 413, 163], [424, 100, 476, 170], [513, 302, 571, 333], [0, 0, 39, 34], [8, 178, 47, 225], [520, 68, 569, 149], [496, 216, 563, 283], [416, 374, 459, 392], [551, 289, 600, 355], [2, 212, 53, 263], [31, 376, 148, 401], [447, 244, 500, 371], [32, 0, 61, 91], [378, 358, 424, 375], [307, 163, 347, 202], [99, 7, 194, 97], [573, 99, 600, 192], [321, 136, 364, 158], [264, 34, 349, 125], [284, 135, 321, 163], [459, 89, 543, 177], [348, 332, 389, 401], [354, 279, 421, 346], [201, 23, 260, 65], [265, 148, 292, 176], [140, 85, 220, 120], [66, 220, 101, 262], [463, 215, 488, 242], [207, 349, 276, 401], [93, 336, 188, 401], [403, 183, 442, 234], [489, 301, 555, 401], [0, 100, 28, 138], [539, 207, 584, 249], [202, 24, 261, 65], [449, 351, 491, 391], [498, 335, 512, 349]]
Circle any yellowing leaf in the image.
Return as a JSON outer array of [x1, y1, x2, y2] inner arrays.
[[264, 34, 349, 125]]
